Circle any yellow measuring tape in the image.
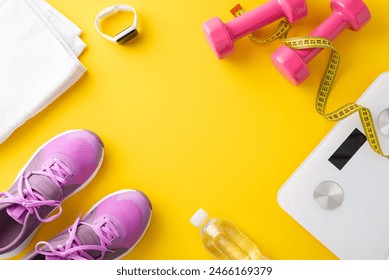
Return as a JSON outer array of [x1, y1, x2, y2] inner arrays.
[[281, 37, 387, 157], [230, 4, 291, 44], [232, 4, 388, 158]]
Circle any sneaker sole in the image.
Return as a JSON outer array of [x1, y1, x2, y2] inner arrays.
[[0, 129, 105, 259]]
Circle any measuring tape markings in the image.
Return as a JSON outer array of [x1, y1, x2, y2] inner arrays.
[[230, 4, 386, 157], [281, 36, 386, 157]]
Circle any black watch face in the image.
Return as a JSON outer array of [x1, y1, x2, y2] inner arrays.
[[116, 29, 138, 45]]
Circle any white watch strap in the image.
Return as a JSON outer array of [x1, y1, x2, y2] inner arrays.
[[95, 4, 138, 43]]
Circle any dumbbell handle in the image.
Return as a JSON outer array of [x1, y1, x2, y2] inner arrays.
[[297, 13, 349, 63], [227, 1, 285, 41]]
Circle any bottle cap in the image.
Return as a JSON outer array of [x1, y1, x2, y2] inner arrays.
[[190, 208, 208, 228]]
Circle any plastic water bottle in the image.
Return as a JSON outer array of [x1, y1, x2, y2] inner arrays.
[[190, 209, 267, 260]]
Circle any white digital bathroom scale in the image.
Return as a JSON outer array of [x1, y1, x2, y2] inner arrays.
[[278, 72, 389, 259]]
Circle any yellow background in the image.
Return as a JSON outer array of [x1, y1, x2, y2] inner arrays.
[[1, 0, 388, 260]]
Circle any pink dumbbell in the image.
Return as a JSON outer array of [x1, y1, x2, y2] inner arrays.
[[271, 0, 371, 85], [202, 0, 308, 59]]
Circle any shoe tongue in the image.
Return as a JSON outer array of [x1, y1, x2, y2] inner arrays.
[[6, 175, 61, 224], [28, 175, 61, 200], [6, 205, 28, 225], [29, 175, 61, 200], [77, 224, 101, 253], [45, 225, 102, 260]]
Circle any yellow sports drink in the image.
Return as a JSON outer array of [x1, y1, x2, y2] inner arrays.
[[190, 209, 267, 260]]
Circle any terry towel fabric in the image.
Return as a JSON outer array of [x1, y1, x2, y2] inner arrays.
[[0, 0, 86, 144]]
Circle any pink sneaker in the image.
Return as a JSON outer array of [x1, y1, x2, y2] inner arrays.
[[0, 130, 104, 258], [24, 190, 152, 260]]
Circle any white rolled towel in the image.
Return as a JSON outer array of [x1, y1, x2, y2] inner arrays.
[[0, 0, 86, 144]]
